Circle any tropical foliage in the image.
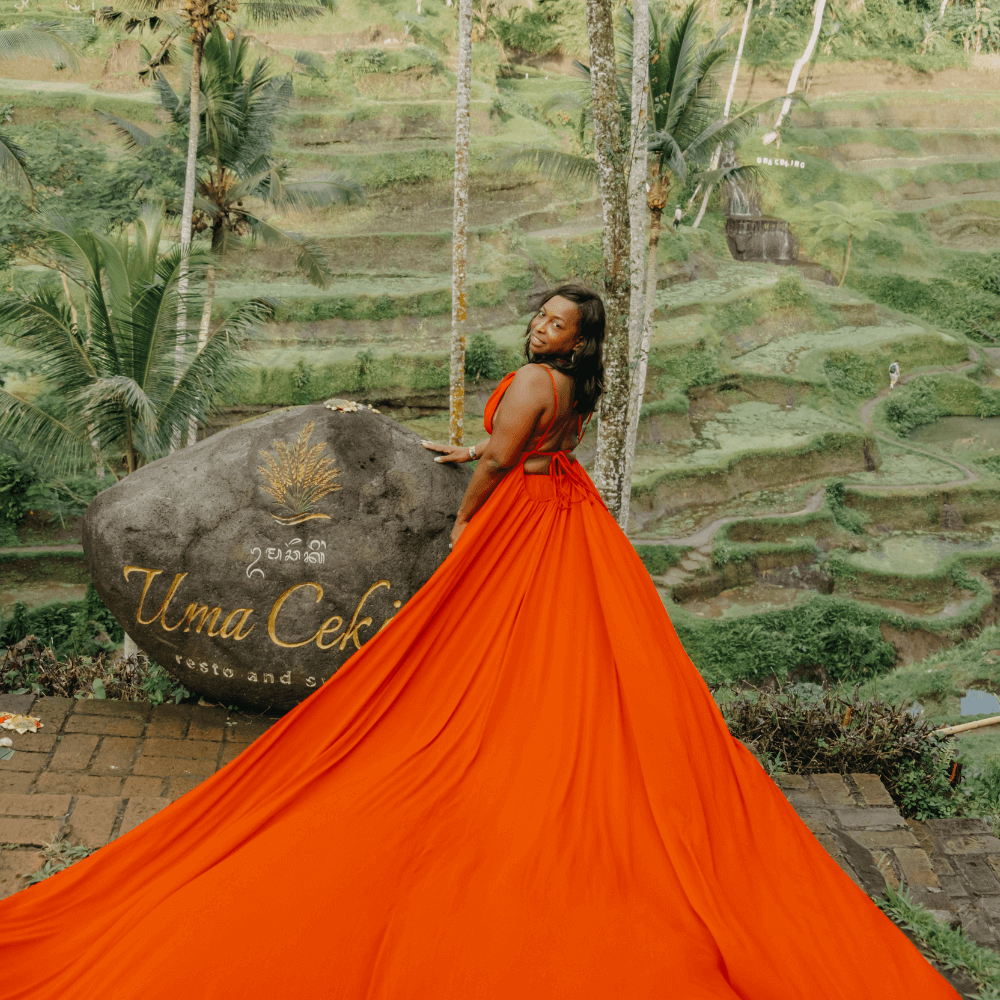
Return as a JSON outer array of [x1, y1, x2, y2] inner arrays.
[[811, 200, 892, 286], [0, 208, 265, 476], [100, 27, 362, 283]]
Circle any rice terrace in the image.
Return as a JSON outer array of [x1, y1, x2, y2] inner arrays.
[[5, 0, 1000, 988]]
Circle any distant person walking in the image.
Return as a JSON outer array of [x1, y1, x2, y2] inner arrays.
[[673, 205, 683, 230], [889, 360, 900, 391]]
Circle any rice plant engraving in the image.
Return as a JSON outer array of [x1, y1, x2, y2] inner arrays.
[[257, 421, 342, 525]]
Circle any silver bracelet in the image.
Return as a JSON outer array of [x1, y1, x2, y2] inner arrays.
[[468, 445, 477, 460]]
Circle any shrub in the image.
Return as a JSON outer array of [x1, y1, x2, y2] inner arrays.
[[1, 636, 190, 704], [495, 9, 560, 53], [826, 479, 868, 534], [0, 585, 122, 656], [948, 252, 1000, 297], [291, 357, 314, 405], [658, 344, 723, 389], [465, 333, 508, 382], [677, 597, 897, 685], [722, 684, 962, 818], [850, 273, 1000, 343], [635, 544, 687, 575]]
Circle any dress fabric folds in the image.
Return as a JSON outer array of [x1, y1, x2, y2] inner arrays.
[[2, 380, 959, 999]]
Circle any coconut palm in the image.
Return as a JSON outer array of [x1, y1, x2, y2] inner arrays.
[[450, 0, 473, 446], [101, 27, 361, 280], [773, 0, 826, 131], [0, 207, 263, 476], [812, 200, 891, 286]]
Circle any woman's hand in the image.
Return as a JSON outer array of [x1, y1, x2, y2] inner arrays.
[[422, 440, 474, 464]]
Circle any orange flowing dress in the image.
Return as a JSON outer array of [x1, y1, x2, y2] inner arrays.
[[3, 369, 959, 999]]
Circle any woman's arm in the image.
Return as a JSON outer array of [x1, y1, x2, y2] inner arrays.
[[421, 438, 491, 464], [447, 365, 551, 545]]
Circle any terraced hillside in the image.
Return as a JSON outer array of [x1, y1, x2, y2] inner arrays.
[[4, 3, 1000, 671]]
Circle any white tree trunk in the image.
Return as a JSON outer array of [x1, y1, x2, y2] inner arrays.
[[175, 41, 203, 452], [618, 0, 650, 532], [449, 0, 473, 446], [774, 0, 826, 129], [586, 0, 631, 519], [187, 263, 215, 446], [693, 0, 752, 229], [621, 208, 663, 532]]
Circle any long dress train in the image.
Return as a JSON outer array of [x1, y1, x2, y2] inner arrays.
[[2, 372, 959, 999]]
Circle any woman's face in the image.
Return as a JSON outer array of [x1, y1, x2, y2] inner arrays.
[[528, 296, 582, 357]]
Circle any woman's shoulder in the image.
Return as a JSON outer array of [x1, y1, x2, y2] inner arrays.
[[499, 364, 562, 406]]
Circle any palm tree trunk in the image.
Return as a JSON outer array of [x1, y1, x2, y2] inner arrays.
[[448, 0, 473, 447], [586, 0, 631, 520], [620, 204, 663, 530], [174, 38, 203, 451], [774, 0, 826, 130], [619, 0, 650, 532], [839, 232, 852, 286], [693, 0, 752, 230], [60, 265, 105, 478], [187, 262, 215, 446]]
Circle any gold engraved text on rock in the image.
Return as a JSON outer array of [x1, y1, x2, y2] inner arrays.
[[123, 565, 392, 652], [268, 579, 390, 651]]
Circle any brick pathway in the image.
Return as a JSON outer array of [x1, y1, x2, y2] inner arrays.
[[0, 693, 278, 898], [1, 694, 998, 991]]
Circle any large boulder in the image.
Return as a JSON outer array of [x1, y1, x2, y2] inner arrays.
[[83, 403, 470, 711]]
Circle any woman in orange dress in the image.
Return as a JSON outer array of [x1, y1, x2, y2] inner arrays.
[[2, 284, 959, 998]]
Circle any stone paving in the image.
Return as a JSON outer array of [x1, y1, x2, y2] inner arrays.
[[1, 693, 999, 992], [0, 693, 279, 898]]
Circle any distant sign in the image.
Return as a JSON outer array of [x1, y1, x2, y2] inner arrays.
[[757, 156, 807, 169]]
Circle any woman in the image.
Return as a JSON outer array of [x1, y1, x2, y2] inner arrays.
[[1, 285, 958, 998]]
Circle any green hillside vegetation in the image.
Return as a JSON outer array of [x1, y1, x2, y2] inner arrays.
[[6, 0, 1000, 821]]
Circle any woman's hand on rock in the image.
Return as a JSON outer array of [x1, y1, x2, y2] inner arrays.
[[422, 441, 471, 464]]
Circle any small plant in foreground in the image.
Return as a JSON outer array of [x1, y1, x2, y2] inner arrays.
[[23, 840, 92, 885], [1, 637, 190, 704], [877, 884, 1000, 995]]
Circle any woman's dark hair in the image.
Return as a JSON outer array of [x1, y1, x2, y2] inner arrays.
[[523, 283, 605, 415]]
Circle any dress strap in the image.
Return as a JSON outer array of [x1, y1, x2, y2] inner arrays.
[[525, 365, 561, 458]]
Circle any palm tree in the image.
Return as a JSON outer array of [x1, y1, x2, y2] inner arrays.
[[512, 2, 773, 522], [691, 0, 753, 230], [101, 27, 360, 282], [0, 207, 264, 476], [450, 0, 474, 447], [812, 201, 891, 286], [773, 0, 826, 131], [100, 0, 336, 418], [620, 2, 772, 529]]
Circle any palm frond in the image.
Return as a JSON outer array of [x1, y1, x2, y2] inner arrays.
[[0, 388, 92, 475], [0, 131, 32, 198], [249, 217, 331, 288], [95, 110, 158, 149], [493, 148, 598, 186], [239, 0, 328, 25], [155, 296, 266, 441], [0, 23, 80, 69], [271, 172, 365, 208], [83, 376, 158, 430]]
